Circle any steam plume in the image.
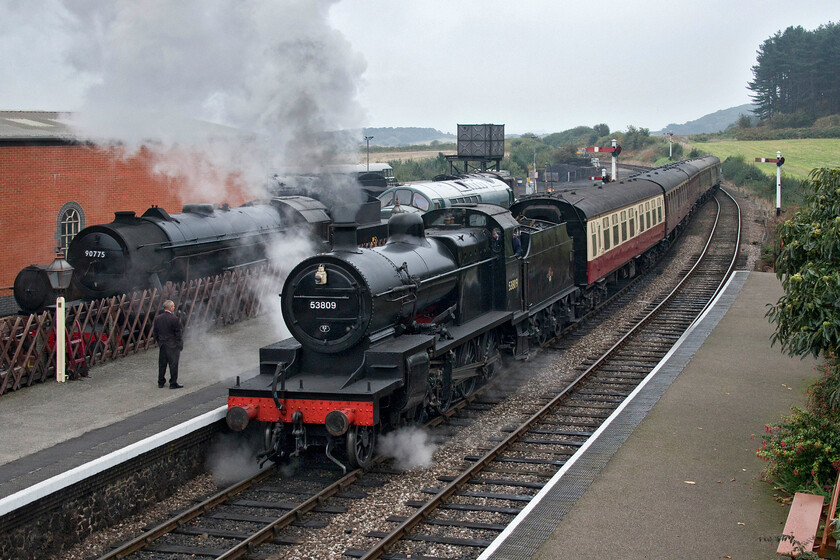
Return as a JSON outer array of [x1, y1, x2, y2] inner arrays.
[[59, 0, 367, 203], [378, 427, 436, 470]]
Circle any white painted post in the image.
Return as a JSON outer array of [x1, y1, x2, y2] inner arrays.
[[56, 296, 66, 382], [611, 139, 617, 181], [776, 150, 782, 216]]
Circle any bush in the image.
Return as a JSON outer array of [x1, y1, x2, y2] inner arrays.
[[656, 141, 683, 160], [768, 111, 817, 129], [808, 359, 840, 422], [757, 404, 840, 497], [813, 114, 840, 129]]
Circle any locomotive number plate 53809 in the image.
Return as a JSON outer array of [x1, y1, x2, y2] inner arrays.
[[310, 300, 337, 310]]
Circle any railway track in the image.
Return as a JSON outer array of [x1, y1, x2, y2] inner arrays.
[[94, 188, 740, 560]]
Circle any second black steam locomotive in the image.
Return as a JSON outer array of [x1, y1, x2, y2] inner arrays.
[[227, 157, 722, 471], [13, 196, 387, 314]]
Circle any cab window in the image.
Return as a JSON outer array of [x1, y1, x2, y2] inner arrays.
[[396, 189, 413, 205], [412, 193, 430, 211]]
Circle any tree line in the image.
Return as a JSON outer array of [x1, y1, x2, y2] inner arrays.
[[749, 22, 840, 123]]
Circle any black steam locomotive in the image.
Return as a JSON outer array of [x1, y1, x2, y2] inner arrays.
[[226, 157, 721, 470], [14, 196, 387, 314]]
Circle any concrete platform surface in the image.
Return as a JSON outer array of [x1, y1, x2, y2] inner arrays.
[[0, 313, 281, 499], [512, 271, 823, 559]]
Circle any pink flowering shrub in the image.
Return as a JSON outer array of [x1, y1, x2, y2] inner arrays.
[[757, 405, 840, 496]]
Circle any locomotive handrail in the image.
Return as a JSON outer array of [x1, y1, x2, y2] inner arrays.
[[374, 256, 496, 298], [137, 228, 288, 250]]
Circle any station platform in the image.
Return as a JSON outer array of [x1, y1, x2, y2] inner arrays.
[[0, 313, 279, 504], [481, 271, 826, 560]]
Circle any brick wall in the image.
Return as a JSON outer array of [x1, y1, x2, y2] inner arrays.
[[0, 143, 250, 292]]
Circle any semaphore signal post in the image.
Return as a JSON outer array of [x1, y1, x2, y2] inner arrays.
[[755, 150, 785, 215], [585, 138, 621, 181]]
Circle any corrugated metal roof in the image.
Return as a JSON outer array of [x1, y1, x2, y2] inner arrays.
[[0, 110, 249, 142], [0, 111, 74, 141]]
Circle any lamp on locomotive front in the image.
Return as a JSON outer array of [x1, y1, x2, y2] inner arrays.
[[45, 252, 74, 383], [314, 264, 327, 285]]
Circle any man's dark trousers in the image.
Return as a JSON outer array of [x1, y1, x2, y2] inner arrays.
[[158, 345, 180, 386]]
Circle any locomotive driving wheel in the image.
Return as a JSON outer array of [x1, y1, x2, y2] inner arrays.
[[551, 302, 564, 336], [532, 310, 551, 346], [455, 339, 478, 398], [480, 329, 500, 381], [346, 425, 376, 469]]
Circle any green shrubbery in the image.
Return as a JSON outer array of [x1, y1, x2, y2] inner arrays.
[[760, 168, 840, 497], [757, 364, 840, 496]]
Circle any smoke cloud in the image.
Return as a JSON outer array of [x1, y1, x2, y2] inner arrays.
[[260, 227, 321, 339], [58, 0, 367, 203], [205, 431, 264, 487], [378, 426, 436, 470]]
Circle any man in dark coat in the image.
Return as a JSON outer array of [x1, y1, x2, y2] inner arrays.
[[153, 299, 184, 388]]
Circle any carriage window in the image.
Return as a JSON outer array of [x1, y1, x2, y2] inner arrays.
[[620, 210, 627, 241], [658, 205, 662, 223], [629, 214, 635, 237], [591, 223, 597, 258], [57, 202, 84, 251], [602, 217, 611, 250], [638, 205, 645, 232], [612, 214, 619, 245]]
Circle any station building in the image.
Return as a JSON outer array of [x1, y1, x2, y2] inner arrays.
[[0, 111, 250, 315]]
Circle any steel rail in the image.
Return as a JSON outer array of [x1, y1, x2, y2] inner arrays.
[[95, 466, 277, 560]]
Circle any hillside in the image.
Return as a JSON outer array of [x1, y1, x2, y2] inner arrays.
[[656, 104, 756, 135], [361, 127, 455, 147]]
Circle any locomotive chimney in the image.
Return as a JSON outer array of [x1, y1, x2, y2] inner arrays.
[[330, 205, 359, 252], [113, 211, 136, 224]]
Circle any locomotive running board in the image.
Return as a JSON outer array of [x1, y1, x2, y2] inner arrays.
[[433, 311, 512, 356]]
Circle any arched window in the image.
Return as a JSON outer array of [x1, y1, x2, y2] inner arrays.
[[56, 202, 85, 251]]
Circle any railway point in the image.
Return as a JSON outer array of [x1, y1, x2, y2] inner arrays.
[[0, 270, 827, 558]]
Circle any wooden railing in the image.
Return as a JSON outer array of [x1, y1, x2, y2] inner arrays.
[[0, 264, 280, 396]]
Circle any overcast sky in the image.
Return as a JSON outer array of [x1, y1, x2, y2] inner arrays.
[[1, 0, 836, 137], [328, 0, 837, 134]]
